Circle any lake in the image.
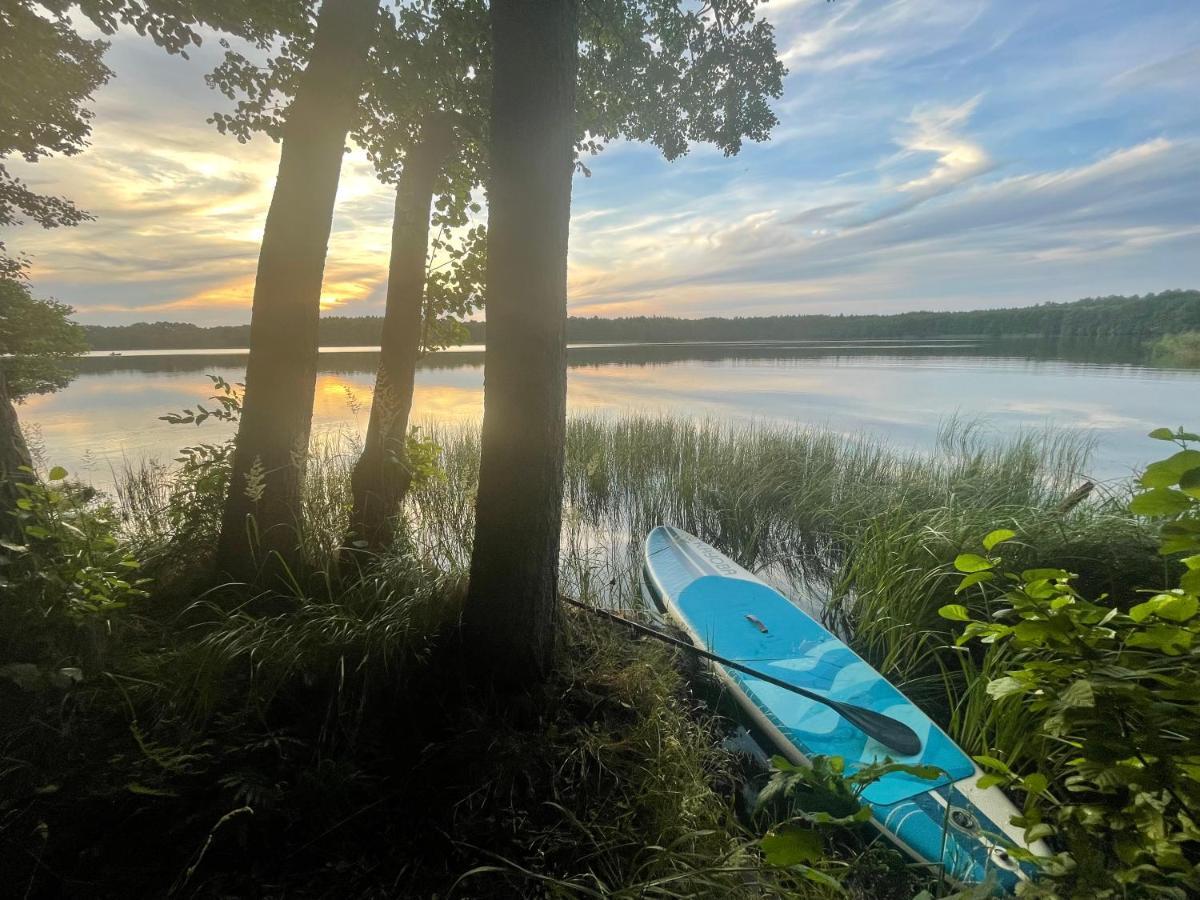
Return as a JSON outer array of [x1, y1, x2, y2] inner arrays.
[[20, 339, 1199, 491]]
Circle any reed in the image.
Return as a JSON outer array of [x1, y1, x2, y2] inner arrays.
[[60, 412, 1158, 895]]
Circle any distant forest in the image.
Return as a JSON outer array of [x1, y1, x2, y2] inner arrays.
[[84, 289, 1200, 350]]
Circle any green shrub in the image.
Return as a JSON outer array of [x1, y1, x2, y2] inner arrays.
[[1152, 332, 1200, 367], [1, 465, 148, 676], [941, 427, 1200, 897]]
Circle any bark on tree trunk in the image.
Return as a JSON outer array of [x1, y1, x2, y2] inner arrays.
[[462, 0, 578, 680], [348, 114, 455, 550], [0, 369, 33, 541], [216, 0, 377, 579]]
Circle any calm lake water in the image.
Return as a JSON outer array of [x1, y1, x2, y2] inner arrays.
[[21, 339, 1200, 490]]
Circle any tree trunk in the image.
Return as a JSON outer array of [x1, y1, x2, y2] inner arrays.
[[0, 369, 33, 541], [216, 0, 377, 579], [348, 114, 455, 550], [462, 0, 578, 680]]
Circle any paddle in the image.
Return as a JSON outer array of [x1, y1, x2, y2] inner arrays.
[[561, 596, 923, 757]]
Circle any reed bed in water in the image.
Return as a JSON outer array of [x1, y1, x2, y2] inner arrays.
[[115, 414, 1159, 775], [402, 415, 1159, 761], [72, 413, 1163, 894]]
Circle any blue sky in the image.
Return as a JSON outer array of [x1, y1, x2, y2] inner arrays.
[[7, 0, 1200, 324]]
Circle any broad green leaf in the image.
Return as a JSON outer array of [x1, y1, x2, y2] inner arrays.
[[1148, 427, 1199, 442], [1127, 624, 1193, 655], [1155, 593, 1198, 623], [1180, 467, 1200, 499], [47, 466, 67, 481], [939, 604, 972, 622], [1025, 822, 1055, 842], [983, 529, 1016, 551], [1013, 621, 1052, 642], [955, 571, 994, 593], [955, 553, 994, 573], [761, 824, 823, 867], [1022, 568, 1069, 582], [955, 573, 993, 595], [986, 676, 1025, 699], [1060, 680, 1095, 709], [1133, 592, 1198, 623], [976, 773, 1006, 790], [1129, 599, 1157, 623], [1023, 773, 1049, 795], [1181, 569, 1200, 594], [1130, 488, 1192, 517], [1139, 450, 1200, 488]]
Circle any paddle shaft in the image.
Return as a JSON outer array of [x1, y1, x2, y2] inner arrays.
[[561, 596, 922, 755]]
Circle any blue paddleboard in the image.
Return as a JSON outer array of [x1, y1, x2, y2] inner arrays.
[[641, 526, 1047, 892]]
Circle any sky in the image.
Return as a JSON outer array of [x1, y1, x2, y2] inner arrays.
[[6, 0, 1200, 325]]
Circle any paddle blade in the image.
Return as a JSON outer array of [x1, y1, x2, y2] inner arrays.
[[836, 703, 923, 757]]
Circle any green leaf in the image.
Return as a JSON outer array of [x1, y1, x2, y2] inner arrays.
[[1127, 624, 1193, 655], [1139, 450, 1200, 488], [1013, 620, 1052, 642], [1132, 592, 1198, 623], [1022, 773, 1049, 795], [1129, 599, 1157, 623], [125, 782, 178, 797], [1156, 593, 1198, 623], [1180, 468, 1200, 499], [47, 466, 67, 481], [987, 676, 1025, 699], [1181, 569, 1200, 594], [1149, 427, 1184, 441], [1130, 488, 1193, 517], [1025, 822, 1055, 842], [1059, 679, 1095, 709], [761, 824, 823, 867], [983, 528, 1016, 550], [976, 773, 1006, 790], [1022, 568, 1070, 582], [955, 570, 994, 594], [794, 867, 844, 892], [954, 553, 994, 573], [939, 604, 972, 622], [974, 755, 1015, 775]]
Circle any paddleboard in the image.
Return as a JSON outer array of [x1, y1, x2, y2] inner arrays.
[[641, 525, 1048, 892]]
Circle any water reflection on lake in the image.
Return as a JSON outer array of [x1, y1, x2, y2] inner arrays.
[[21, 339, 1199, 489]]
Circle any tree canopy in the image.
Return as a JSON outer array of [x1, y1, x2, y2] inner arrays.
[[0, 277, 87, 401], [0, 0, 310, 276], [203, 0, 787, 342], [80, 290, 1200, 351]]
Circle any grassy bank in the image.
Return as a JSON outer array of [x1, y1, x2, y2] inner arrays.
[[1152, 331, 1200, 367], [2, 415, 1168, 896]]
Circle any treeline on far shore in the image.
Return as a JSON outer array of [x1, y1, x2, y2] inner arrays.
[[84, 289, 1200, 351]]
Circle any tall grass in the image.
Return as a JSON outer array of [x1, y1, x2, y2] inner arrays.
[[50, 412, 1157, 895], [402, 415, 1157, 759]]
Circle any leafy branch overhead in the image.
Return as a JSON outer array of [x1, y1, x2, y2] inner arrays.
[[204, 0, 785, 331], [0, 1, 310, 276]]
